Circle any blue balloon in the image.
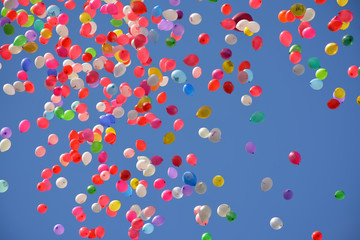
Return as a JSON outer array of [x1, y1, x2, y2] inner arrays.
[[106, 114, 116, 124], [43, 111, 55, 120], [310, 78, 323, 90], [123, 184, 132, 197], [152, 5, 162, 17], [47, 5, 61, 17], [244, 69, 253, 83], [47, 68, 57, 76], [142, 223, 154, 234], [99, 115, 111, 127], [171, 70, 187, 84], [21, 58, 32, 72], [148, 29, 159, 43], [183, 84, 194, 96], [71, 101, 80, 111], [106, 83, 117, 96], [182, 171, 197, 186]]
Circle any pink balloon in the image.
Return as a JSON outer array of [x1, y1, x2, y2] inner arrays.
[[249, 0, 262, 9], [339, 10, 353, 23], [194, 205, 201, 215], [298, 21, 311, 38], [98, 195, 110, 207], [72, 206, 83, 216], [212, 69, 224, 80], [137, 48, 149, 63], [302, 27, 316, 39], [19, 119, 30, 133], [143, 206, 156, 217], [42, 179, 52, 191], [98, 164, 109, 173], [161, 190, 173, 201], [195, 213, 209, 225], [279, 31, 292, 47], [173, 119, 184, 131], [126, 210, 137, 222], [58, 13, 69, 25], [116, 180, 128, 192], [35, 146, 46, 157], [69, 45, 82, 60], [153, 178, 166, 190], [251, 36, 263, 50]]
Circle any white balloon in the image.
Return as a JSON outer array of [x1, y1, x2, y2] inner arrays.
[[189, 13, 202, 25], [199, 128, 210, 138], [114, 62, 126, 78], [172, 187, 183, 199], [56, 25, 69, 37], [56, 177, 68, 189], [241, 95, 252, 106], [225, 34, 237, 45], [35, 56, 45, 69], [72, 63, 83, 73], [199, 205, 212, 222], [0, 139, 11, 152], [209, 128, 222, 143], [136, 184, 147, 198], [123, 5, 132, 15], [261, 177, 273, 192], [162, 9, 178, 21], [63, 59, 74, 66], [302, 8, 315, 22], [75, 193, 87, 204], [113, 107, 125, 118], [136, 160, 149, 171], [4, 0, 15, 9], [82, 63, 92, 73], [89, 21, 97, 35], [9, 44, 22, 54], [44, 102, 55, 112], [236, 19, 249, 31], [140, 27, 149, 37], [247, 21, 260, 33], [127, 110, 138, 120], [91, 203, 102, 213], [143, 164, 156, 177], [92, 124, 104, 133], [147, 74, 159, 86], [293, 64, 305, 76], [96, 102, 106, 112], [93, 58, 104, 70], [82, 152, 92, 166], [70, 78, 84, 90], [3, 84, 15, 95], [13, 81, 25, 92], [192, 66, 202, 79], [159, 76, 169, 87], [195, 182, 207, 194], [270, 217, 283, 230], [217, 204, 230, 217]]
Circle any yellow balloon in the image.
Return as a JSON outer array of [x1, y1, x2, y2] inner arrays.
[[222, 60, 234, 74], [102, 43, 113, 54], [213, 175, 225, 187], [244, 27, 254, 36], [290, 3, 306, 16], [30, 6, 34, 15], [137, 96, 152, 108], [357, 96, 360, 106], [114, 29, 123, 36], [148, 67, 163, 81], [337, 0, 348, 7], [23, 42, 38, 53], [130, 178, 139, 189], [334, 88, 345, 99], [109, 200, 121, 212], [341, 21, 350, 30], [79, 12, 91, 24], [94, 132, 102, 142], [105, 127, 116, 135], [325, 43, 338, 56], [196, 106, 212, 119], [40, 28, 52, 39], [163, 132, 175, 144]]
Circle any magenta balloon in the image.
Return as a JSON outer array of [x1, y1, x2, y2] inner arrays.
[[289, 151, 301, 165], [151, 155, 163, 166], [140, 80, 151, 95], [19, 119, 30, 133], [245, 142, 256, 154], [232, 12, 253, 32], [167, 167, 178, 179], [83, 129, 94, 142], [150, 118, 162, 129], [116, 180, 128, 192], [98, 151, 108, 163]]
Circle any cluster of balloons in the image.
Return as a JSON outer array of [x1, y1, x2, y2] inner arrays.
[[0, 127, 12, 152], [327, 87, 346, 110], [198, 127, 222, 143]]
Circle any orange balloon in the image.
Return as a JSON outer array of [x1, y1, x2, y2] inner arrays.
[[157, 92, 167, 104], [278, 10, 287, 23], [151, 83, 160, 91], [221, 4, 232, 15], [136, 139, 147, 151], [137, 116, 147, 126], [208, 79, 220, 91]]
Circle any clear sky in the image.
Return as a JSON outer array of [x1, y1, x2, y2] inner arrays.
[[1, 0, 360, 240]]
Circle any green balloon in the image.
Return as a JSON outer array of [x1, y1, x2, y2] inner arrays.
[[342, 34, 354, 46], [110, 19, 123, 27], [308, 57, 321, 70], [226, 211, 237, 222], [202, 233, 212, 240], [63, 110, 75, 121], [289, 44, 302, 54], [165, 37, 176, 48], [3, 24, 15, 36], [335, 190, 345, 200], [91, 141, 103, 153], [23, 15, 35, 28], [358, 67, 360, 76], [0, 180, 9, 193], [34, 19, 44, 32], [54, 107, 65, 119], [85, 47, 97, 57], [208, 0, 217, 2], [13, 35, 27, 47], [87, 185, 97, 194], [1, 7, 9, 17], [250, 111, 265, 123], [30, 0, 42, 4], [315, 68, 328, 80]]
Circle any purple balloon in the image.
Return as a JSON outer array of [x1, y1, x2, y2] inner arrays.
[[0, 127, 12, 139], [181, 185, 193, 196], [53, 224, 65, 235], [332, 92, 345, 103], [220, 48, 232, 59], [0, 17, 11, 27], [283, 189, 293, 200], [88, 79, 100, 88], [169, 0, 180, 6], [167, 167, 178, 179], [158, 19, 174, 31], [176, 10, 183, 20], [152, 215, 165, 226], [151, 155, 163, 166], [54, 100, 63, 107], [172, 23, 184, 36], [245, 142, 256, 154], [25, 30, 37, 42]]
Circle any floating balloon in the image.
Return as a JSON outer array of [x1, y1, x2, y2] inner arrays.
[[270, 217, 283, 230]]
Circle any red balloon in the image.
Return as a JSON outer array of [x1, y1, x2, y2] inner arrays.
[[289, 151, 301, 165], [37, 117, 49, 129], [251, 36, 263, 50], [312, 231, 323, 240], [315, 0, 326, 4], [95, 226, 105, 239], [79, 227, 90, 238], [339, 10, 353, 23], [327, 99, 340, 109], [239, 61, 251, 71], [172, 155, 182, 167], [328, 20, 342, 32], [131, 218, 144, 230], [120, 170, 131, 181], [131, 1, 147, 15], [249, 86, 262, 97], [223, 81, 234, 94], [220, 18, 236, 30], [289, 51, 302, 64], [198, 33, 210, 45], [183, 54, 199, 67], [37, 204, 48, 213], [298, 21, 311, 38]]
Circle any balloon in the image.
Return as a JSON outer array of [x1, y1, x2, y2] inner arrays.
[[308, 57, 321, 70], [283, 189, 294, 200], [196, 106, 212, 119], [0, 127, 12, 139], [217, 204, 230, 217], [249, 86, 262, 97], [223, 81, 234, 94], [173, 119, 184, 131], [53, 224, 65, 235], [337, 0, 348, 7], [250, 111, 265, 123], [328, 99, 340, 109], [302, 8, 315, 22], [171, 69, 187, 83], [182, 171, 197, 186], [279, 31, 292, 47], [182, 185, 194, 196], [342, 34, 353, 46], [261, 177, 273, 192], [75, 193, 87, 204], [312, 231, 323, 240], [290, 3, 306, 16], [0, 180, 9, 193], [195, 182, 207, 194], [245, 142, 256, 154], [199, 205, 212, 222], [189, 13, 202, 25], [289, 151, 301, 165], [325, 43, 338, 55], [270, 217, 283, 230], [186, 154, 197, 166], [199, 128, 209, 138], [213, 175, 224, 187], [142, 223, 154, 234], [232, 12, 253, 32], [335, 190, 345, 199], [251, 36, 263, 50], [226, 211, 237, 222], [293, 64, 305, 76], [302, 27, 316, 39], [152, 215, 165, 226], [183, 54, 199, 67], [289, 51, 301, 64], [183, 84, 194, 96], [165, 37, 176, 47], [310, 79, 323, 90], [249, 0, 262, 9], [161, 189, 173, 201], [334, 87, 346, 99]]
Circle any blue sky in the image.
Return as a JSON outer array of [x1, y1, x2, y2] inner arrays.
[[1, 0, 360, 239]]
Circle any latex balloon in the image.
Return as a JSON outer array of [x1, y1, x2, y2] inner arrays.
[[283, 189, 294, 200], [289, 151, 301, 165], [261, 177, 273, 192], [213, 175, 224, 187], [0, 180, 9, 193], [312, 231, 323, 240], [250, 111, 265, 123], [217, 204, 230, 217], [335, 190, 345, 200], [196, 106, 212, 119], [226, 211, 237, 222], [245, 142, 256, 154], [199, 205, 212, 222], [325, 43, 338, 55], [279, 31, 292, 47], [270, 217, 283, 230]]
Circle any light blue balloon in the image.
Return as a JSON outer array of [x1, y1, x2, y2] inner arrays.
[[106, 83, 117, 95], [171, 70, 187, 84], [71, 101, 80, 111], [148, 29, 159, 43], [310, 78, 323, 90], [142, 223, 154, 234], [183, 84, 194, 96], [47, 5, 61, 17], [152, 5, 162, 17], [244, 69, 253, 83], [43, 111, 55, 120], [123, 184, 132, 197], [0, 180, 9, 193]]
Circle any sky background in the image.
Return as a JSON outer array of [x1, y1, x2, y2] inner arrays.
[[1, 0, 360, 239]]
